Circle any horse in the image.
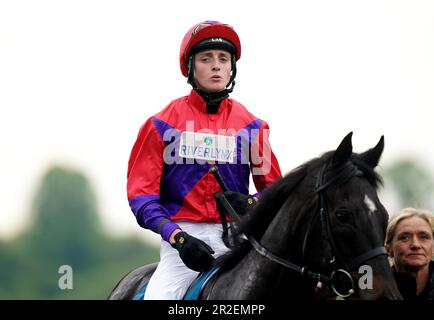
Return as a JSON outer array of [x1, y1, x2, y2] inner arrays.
[[108, 132, 402, 300]]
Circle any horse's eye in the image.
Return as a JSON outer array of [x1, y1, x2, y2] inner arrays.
[[335, 209, 351, 223]]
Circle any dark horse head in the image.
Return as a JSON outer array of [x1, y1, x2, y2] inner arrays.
[[204, 132, 402, 300], [108, 133, 402, 300]]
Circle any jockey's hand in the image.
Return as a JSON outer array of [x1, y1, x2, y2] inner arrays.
[[171, 231, 215, 272], [214, 191, 256, 216]]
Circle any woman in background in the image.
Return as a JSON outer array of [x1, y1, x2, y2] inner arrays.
[[385, 207, 434, 300]]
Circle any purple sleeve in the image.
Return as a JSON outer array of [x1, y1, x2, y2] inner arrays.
[[129, 194, 180, 242], [252, 191, 262, 199]]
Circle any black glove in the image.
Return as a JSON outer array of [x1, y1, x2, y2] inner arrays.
[[171, 231, 215, 272], [214, 191, 256, 216]]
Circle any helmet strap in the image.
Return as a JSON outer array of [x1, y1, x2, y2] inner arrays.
[[187, 56, 196, 87], [227, 55, 237, 92]]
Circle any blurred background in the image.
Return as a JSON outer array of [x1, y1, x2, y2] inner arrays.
[[0, 0, 433, 299]]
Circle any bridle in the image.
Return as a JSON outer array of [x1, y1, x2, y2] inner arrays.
[[211, 162, 388, 298], [304, 162, 388, 297]]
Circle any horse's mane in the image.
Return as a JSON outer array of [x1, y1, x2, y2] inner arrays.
[[216, 150, 382, 271]]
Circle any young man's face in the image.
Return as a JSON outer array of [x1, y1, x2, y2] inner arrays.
[[193, 49, 232, 93], [388, 216, 434, 273]]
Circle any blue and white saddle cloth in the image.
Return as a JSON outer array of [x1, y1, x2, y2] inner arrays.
[[132, 266, 220, 300]]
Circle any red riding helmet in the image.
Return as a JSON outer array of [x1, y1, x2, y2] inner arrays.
[[179, 20, 241, 77]]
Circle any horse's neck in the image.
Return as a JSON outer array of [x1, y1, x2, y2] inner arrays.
[[235, 200, 307, 298], [260, 197, 303, 257], [208, 196, 310, 299]]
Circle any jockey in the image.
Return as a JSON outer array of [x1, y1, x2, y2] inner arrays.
[[127, 20, 282, 300]]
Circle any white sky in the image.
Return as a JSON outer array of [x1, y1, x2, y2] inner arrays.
[[1, 0, 433, 244]]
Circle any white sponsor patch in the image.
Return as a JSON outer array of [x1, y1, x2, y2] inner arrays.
[[179, 131, 236, 163], [364, 194, 377, 215]]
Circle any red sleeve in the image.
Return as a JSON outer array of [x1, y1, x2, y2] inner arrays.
[[127, 117, 165, 199], [126, 117, 181, 241], [250, 121, 282, 192]]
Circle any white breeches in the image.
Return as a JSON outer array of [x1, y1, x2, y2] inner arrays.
[[144, 221, 229, 300]]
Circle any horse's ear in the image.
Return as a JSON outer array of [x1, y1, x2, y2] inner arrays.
[[332, 132, 353, 167], [359, 136, 384, 168]]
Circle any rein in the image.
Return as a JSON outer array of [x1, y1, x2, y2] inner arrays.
[[211, 163, 388, 298]]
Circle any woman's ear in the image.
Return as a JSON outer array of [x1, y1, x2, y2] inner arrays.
[[385, 244, 395, 267], [385, 244, 393, 257]]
